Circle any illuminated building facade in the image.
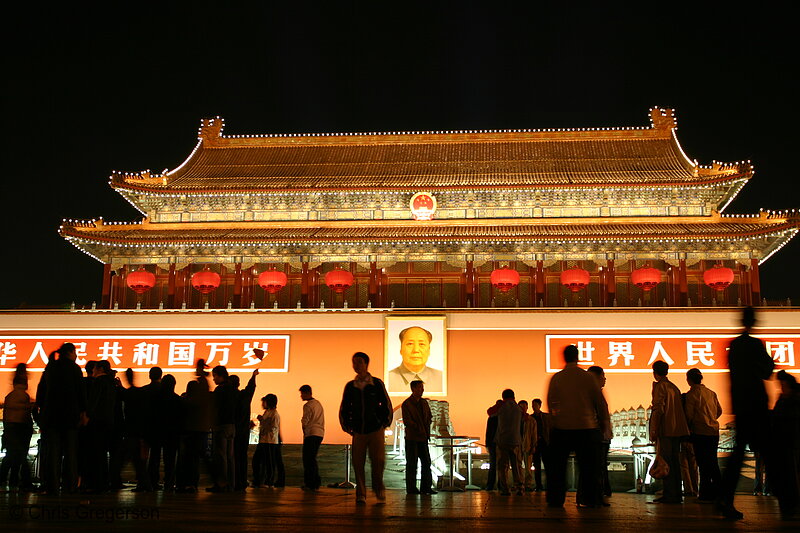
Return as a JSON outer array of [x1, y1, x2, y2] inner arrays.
[[59, 108, 800, 309]]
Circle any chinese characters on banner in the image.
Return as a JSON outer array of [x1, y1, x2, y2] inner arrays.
[[0, 336, 290, 372], [545, 334, 798, 373]]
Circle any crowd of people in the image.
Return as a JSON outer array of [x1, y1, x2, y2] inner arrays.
[[479, 307, 799, 521], [0, 345, 326, 496], [1, 307, 798, 522]]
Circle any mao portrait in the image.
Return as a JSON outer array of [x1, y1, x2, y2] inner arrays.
[[385, 317, 446, 395]]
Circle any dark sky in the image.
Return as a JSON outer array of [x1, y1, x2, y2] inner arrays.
[[3, 4, 797, 308]]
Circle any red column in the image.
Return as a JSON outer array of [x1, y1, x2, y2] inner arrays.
[[300, 260, 310, 308], [232, 263, 242, 308], [465, 259, 475, 307], [678, 259, 688, 307], [369, 261, 378, 307], [534, 260, 547, 306], [606, 258, 616, 306], [750, 259, 761, 305], [101, 264, 112, 309], [167, 264, 177, 308]]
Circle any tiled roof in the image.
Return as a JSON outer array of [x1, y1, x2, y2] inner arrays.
[[111, 109, 750, 193], [60, 216, 798, 246]]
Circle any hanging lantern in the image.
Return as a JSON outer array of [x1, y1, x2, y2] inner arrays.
[[490, 266, 520, 293], [560, 267, 590, 293], [325, 267, 354, 293], [631, 266, 661, 292], [258, 268, 288, 294], [704, 265, 734, 291], [126, 266, 156, 295], [191, 266, 221, 294]]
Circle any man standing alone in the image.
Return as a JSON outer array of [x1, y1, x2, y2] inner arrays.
[[718, 306, 774, 519], [546, 345, 605, 507], [299, 384, 325, 491], [339, 352, 393, 504], [401, 380, 436, 495]]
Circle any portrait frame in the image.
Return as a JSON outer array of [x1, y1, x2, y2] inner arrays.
[[384, 315, 447, 396]]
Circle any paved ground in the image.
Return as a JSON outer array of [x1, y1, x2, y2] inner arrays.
[[1, 488, 794, 532]]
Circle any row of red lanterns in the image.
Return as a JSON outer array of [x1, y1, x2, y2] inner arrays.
[[127, 264, 737, 296], [489, 265, 736, 293], [125, 265, 354, 295]]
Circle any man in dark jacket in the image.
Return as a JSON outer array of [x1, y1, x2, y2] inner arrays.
[[85, 360, 116, 492], [339, 352, 392, 504], [232, 369, 259, 491], [36, 343, 88, 494], [718, 307, 775, 520], [401, 380, 436, 495], [207, 365, 237, 492]]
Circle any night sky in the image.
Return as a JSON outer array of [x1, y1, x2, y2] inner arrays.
[[4, 4, 797, 308]]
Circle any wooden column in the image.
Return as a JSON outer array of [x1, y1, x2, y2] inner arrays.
[[750, 258, 761, 305], [166, 264, 177, 308], [232, 263, 242, 308], [678, 259, 689, 307], [368, 261, 378, 307], [101, 264, 113, 309], [598, 265, 606, 307], [606, 258, 616, 306], [535, 260, 545, 307], [465, 258, 475, 307], [300, 260, 310, 308]]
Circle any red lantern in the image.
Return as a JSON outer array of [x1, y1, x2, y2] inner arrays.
[[560, 267, 590, 293], [703, 265, 734, 291], [631, 266, 661, 292], [490, 266, 520, 293], [126, 266, 156, 294], [191, 266, 221, 294], [325, 267, 354, 293], [258, 268, 288, 294]]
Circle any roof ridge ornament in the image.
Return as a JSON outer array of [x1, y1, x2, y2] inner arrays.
[[650, 107, 677, 131], [199, 116, 225, 144]]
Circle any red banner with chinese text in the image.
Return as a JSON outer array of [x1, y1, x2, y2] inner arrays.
[[0, 335, 290, 372], [546, 334, 798, 373]]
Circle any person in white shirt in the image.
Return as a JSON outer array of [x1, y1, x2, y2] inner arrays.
[[252, 394, 284, 488], [299, 384, 325, 490]]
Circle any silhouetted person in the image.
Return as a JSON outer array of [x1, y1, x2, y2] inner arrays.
[[176, 361, 212, 493], [518, 400, 538, 490], [546, 345, 604, 508], [207, 365, 236, 492], [587, 365, 612, 503], [649, 360, 689, 504], [300, 384, 325, 491], [78, 359, 97, 487], [143, 366, 163, 489], [488, 389, 523, 495], [0, 364, 34, 490], [484, 402, 501, 491], [530, 398, 551, 491], [718, 306, 774, 520], [771, 370, 800, 520], [232, 369, 259, 491], [402, 380, 436, 495], [108, 371, 127, 490], [85, 360, 116, 492], [339, 351, 392, 504], [122, 368, 152, 492], [156, 374, 184, 492], [684, 368, 722, 502], [36, 343, 87, 494]]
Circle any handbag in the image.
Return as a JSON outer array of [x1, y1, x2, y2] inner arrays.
[[649, 442, 670, 480]]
